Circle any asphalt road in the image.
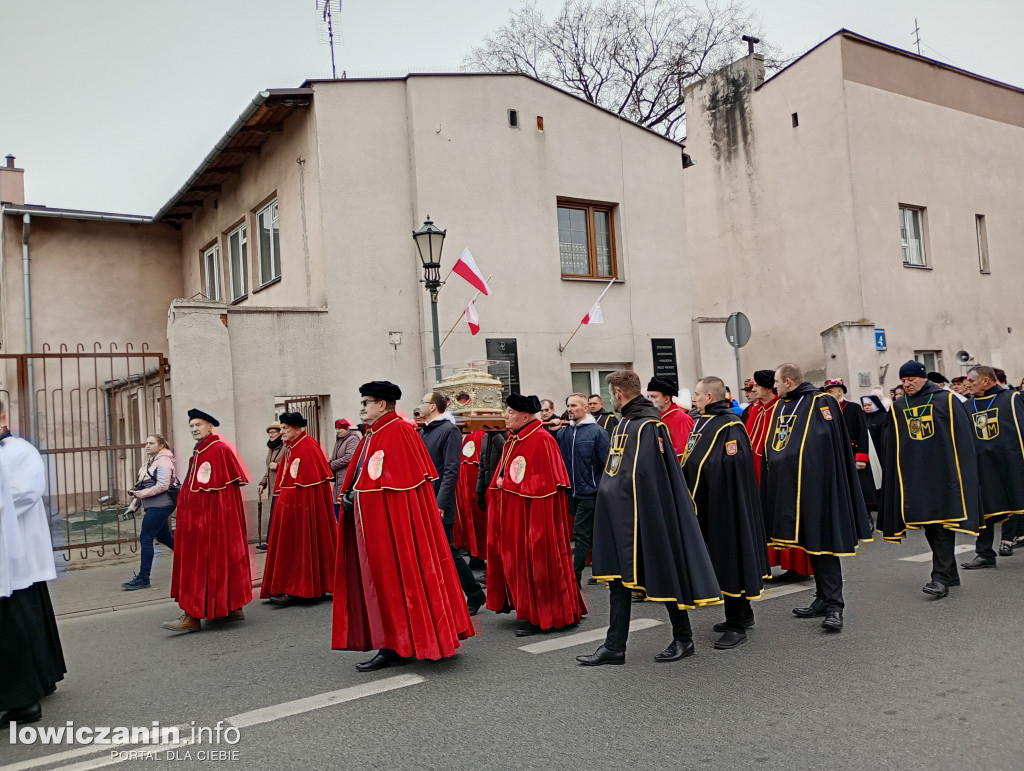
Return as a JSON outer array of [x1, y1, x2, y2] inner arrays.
[[3, 529, 1023, 771]]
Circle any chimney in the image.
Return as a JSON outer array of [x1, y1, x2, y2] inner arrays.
[[1, 154, 26, 205]]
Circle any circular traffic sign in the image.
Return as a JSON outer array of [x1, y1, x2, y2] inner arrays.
[[726, 312, 751, 348]]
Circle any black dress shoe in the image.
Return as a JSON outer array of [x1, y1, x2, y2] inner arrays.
[[792, 598, 827, 618], [586, 577, 599, 586], [255, 543, 268, 551], [714, 630, 747, 649], [922, 581, 949, 598], [268, 594, 293, 606], [821, 609, 843, 632], [961, 555, 996, 570], [654, 639, 695, 662], [998, 542, 1014, 557], [0, 702, 42, 727], [355, 650, 410, 672], [514, 622, 540, 637], [576, 645, 625, 666], [630, 593, 645, 603], [713, 618, 754, 632], [467, 596, 485, 616]]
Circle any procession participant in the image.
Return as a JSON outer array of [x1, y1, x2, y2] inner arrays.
[[824, 379, 876, 512], [861, 394, 888, 505], [540, 399, 562, 435], [745, 369, 813, 581], [878, 361, 980, 598], [255, 422, 285, 550], [454, 428, 487, 562], [330, 419, 360, 520], [556, 393, 610, 586], [682, 377, 770, 650], [577, 371, 722, 666], [333, 382, 473, 671], [929, 371, 966, 403], [486, 393, 585, 637], [763, 364, 872, 632], [740, 379, 756, 424], [588, 394, 620, 437], [960, 366, 1024, 565], [163, 409, 252, 632], [419, 392, 486, 616], [474, 427, 507, 566], [646, 376, 695, 462], [0, 404, 66, 726], [261, 412, 337, 606]]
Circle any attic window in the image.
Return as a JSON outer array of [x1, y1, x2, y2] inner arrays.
[[508, 109, 519, 128], [791, 112, 799, 127]]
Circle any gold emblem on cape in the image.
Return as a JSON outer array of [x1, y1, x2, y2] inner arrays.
[[290, 458, 301, 478], [462, 440, 476, 458], [196, 461, 212, 484], [903, 404, 935, 440], [772, 415, 797, 451], [681, 431, 701, 465], [509, 456, 527, 484], [725, 440, 738, 456], [972, 407, 999, 440], [367, 450, 385, 480], [605, 431, 629, 476]]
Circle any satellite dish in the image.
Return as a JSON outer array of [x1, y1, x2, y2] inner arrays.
[[956, 350, 972, 363]]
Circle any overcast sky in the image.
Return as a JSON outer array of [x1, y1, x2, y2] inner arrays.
[[2, 0, 1021, 214]]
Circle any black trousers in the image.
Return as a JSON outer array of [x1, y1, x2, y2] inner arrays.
[[444, 522, 485, 604], [722, 595, 753, 632], [924, 524, 959, 585], [1003, 514, 1023, 543], [975, 522, 997, 560], [808, 554, 844, 611], [569, 495, 597, 582], [604, 579, 691, 652]]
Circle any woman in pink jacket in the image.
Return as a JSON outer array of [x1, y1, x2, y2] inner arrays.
[[122, 435, 176, 591]]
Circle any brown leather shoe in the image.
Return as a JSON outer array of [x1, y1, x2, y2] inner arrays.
[[206, 609, 245, 625], [161, 612, 200, 632]]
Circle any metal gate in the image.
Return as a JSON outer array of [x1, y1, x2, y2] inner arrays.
[[0, 344, 169, 560], [283, 395, 322, 444]]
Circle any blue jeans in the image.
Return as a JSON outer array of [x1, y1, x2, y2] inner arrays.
[[138, 505, 175, 581]]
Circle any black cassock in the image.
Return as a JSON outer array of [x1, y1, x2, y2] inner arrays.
[[879, 381, 980, 540], [762, 382, 873, 555], [838, 399, 877, 509], [680, 401, 770, 598], [966, 386, 1024, 523], [592, 396, 722, 609]]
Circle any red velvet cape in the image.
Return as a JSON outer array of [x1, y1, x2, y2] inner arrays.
[[170, 434, 253, 618], [485, 420, 586, 629], [661, 405, 695, 462], [331, 411, 473, 660], [454, 430, 487, 559], [261, 432, 337, 598], [745, 397, 812, 574]]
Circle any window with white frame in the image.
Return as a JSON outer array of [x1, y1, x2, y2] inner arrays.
[[203, 244, 222, 301], [227, 223, 248, 301], [899, 205, 927, 267], [914, 350, 942, 374], [571, 366, 630, 408], [256, 199, 281, 286]]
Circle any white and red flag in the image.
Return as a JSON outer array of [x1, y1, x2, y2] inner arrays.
[[465, 300, 480, 335], [452, 248, 491, 295], [581, 279, 615, 324]]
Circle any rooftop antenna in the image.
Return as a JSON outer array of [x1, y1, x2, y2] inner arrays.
[[912, 18, 922, 55], [316, 0, 342, 79]]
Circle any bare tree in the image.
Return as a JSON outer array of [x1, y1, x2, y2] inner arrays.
[[464, 0, 787, 141]]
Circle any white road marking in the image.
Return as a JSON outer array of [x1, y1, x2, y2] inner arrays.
[[900, 544, 974, 562], [752, 581, 816, 600], [8, 674, 424, 771], [518, 618, 663, 654]]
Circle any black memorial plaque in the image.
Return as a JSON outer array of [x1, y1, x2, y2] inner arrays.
[[651, 338, 679, 383], [485, 338, 521, 396]]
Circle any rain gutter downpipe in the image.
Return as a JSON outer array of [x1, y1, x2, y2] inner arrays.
[[22, 213, 37, 441]]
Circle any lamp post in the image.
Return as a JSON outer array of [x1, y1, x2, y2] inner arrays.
[[412, 215, 447, 385]]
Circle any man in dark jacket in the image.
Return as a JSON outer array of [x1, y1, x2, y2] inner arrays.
[[419, 392, 486, 615], [476, 429, 507, 512], [330, 419, 361, 519], [588, 394, 620, 437], [556, 393, 611, 585]]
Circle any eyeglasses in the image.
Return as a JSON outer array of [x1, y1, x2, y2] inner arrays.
[[360, 399, 381, 407]]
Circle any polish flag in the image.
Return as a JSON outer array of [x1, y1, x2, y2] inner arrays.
[[465, 300, 480, 335], [581, 279, 615, 324], [452, 248, 491, 295]]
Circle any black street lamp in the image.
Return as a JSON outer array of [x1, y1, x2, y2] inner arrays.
[[412, 215, 447, 384]]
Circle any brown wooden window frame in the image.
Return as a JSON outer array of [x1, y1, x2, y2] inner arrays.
[[557, 197, 618, 279]]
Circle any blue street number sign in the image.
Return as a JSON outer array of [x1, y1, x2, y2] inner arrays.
[[874, 328, 887, 352]]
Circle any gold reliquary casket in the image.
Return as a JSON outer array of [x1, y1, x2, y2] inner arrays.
[[433, 363, 507, 432]]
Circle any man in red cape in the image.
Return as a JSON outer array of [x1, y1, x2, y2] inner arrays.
[[454, 430, 487, 560], [647, 376, 695, 461], [486, 393, 586, 637], [261, 411, 336, 605], [163, 409, 252, 632], [745, 369, 813, 580], [333, 381, 474, 672]]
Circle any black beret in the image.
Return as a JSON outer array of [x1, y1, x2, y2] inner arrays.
[[927, 371, 949, 384], [278, 411, 307, 428], [505, 393, 542, 414], [647, 376, 678, 397], [359, 381, 402, 401], [753, 370, 775, 389], [187, 408, 219, 427]]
